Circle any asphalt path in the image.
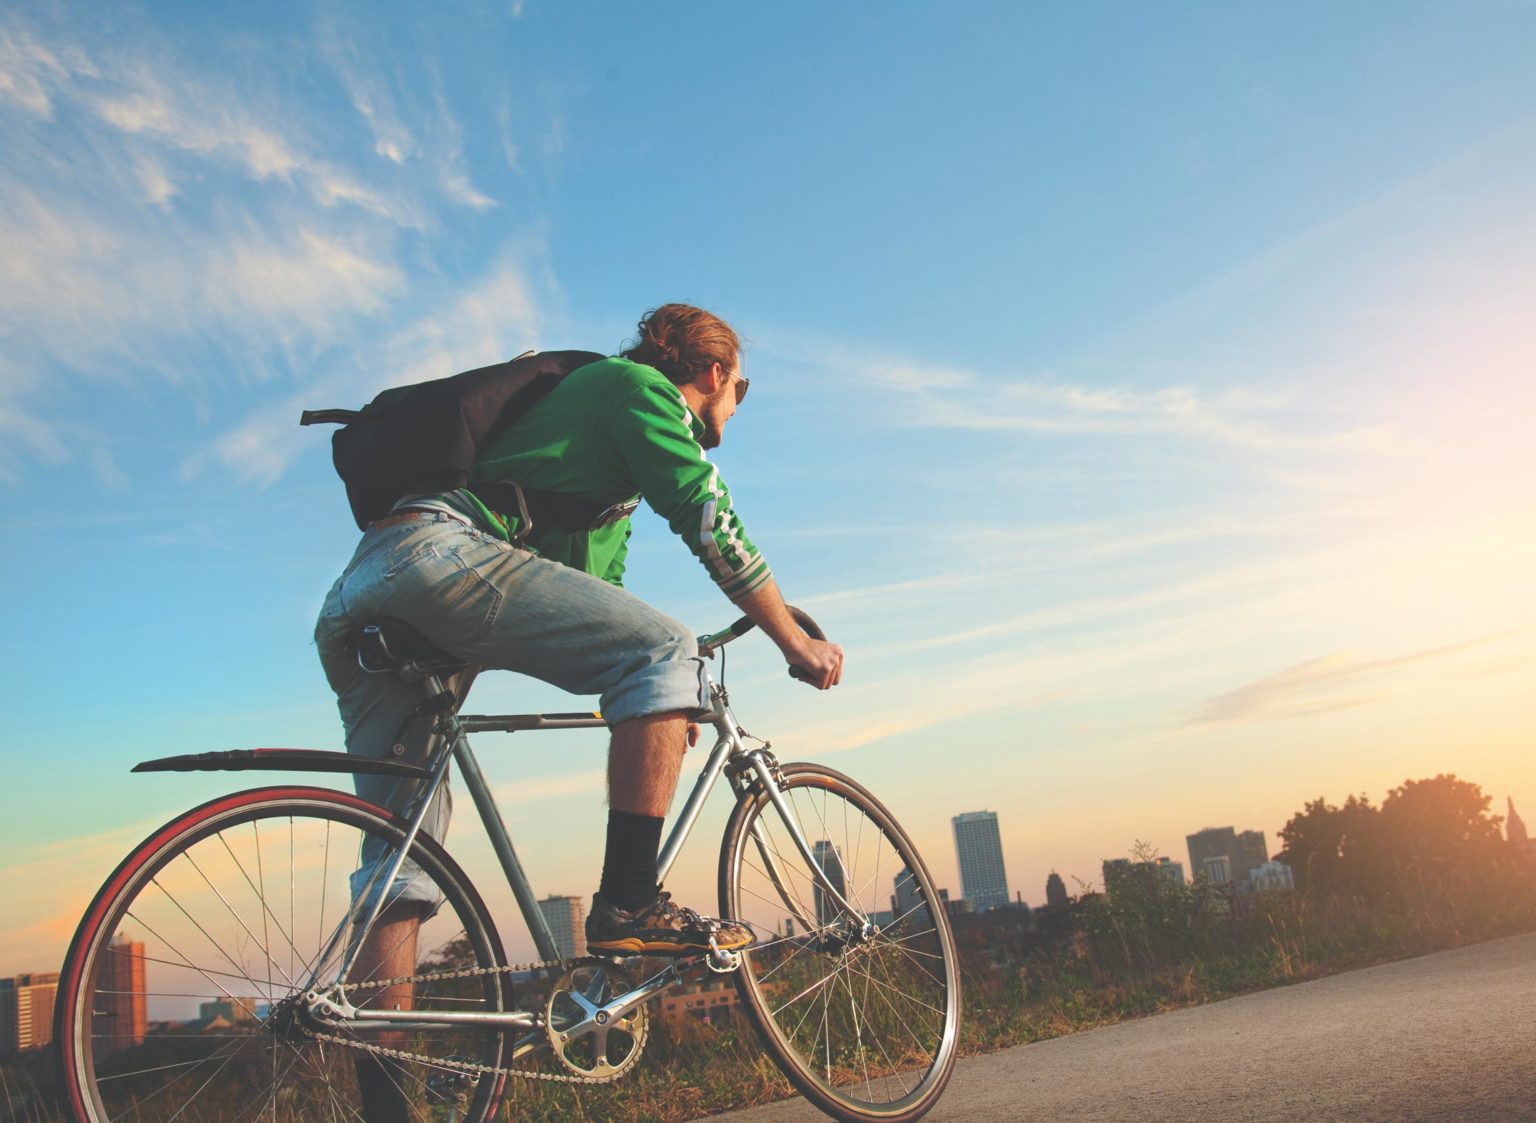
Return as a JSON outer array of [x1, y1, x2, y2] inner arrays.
[[713, 931, 1536, 1122]]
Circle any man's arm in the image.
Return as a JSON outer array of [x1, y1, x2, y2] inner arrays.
[[732, 577, 844, 690], [608, 381, 773, 598]]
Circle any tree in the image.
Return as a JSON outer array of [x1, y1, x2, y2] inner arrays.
[[1379, 774, 1504, 870], [1279, 775, 1508, 898], [1276, 794, 1382, 894]]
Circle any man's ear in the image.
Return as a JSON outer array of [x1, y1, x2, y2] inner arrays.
[[703, 361, 727, 396]]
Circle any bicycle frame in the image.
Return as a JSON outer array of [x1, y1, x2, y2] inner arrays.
[[320, 661, 865, 1029]]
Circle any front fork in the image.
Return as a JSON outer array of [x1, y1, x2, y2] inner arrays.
[[728, 747, 868, 935]]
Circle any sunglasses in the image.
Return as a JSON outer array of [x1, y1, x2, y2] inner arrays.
[[733, 374, 750, 404]]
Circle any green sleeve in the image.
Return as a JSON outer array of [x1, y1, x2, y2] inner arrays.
[[607, 381, 772, 600]]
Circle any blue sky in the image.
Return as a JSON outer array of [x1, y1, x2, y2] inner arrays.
[[3, 2, 1535, 971]]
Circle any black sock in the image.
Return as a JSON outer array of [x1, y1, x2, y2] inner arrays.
[[599, 810, 663, 911]]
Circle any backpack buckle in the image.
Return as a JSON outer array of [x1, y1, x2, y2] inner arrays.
[[499, 480, 536, 545], [589, 498, 640, 531]]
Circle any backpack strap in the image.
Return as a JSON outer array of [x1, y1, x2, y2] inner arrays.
[[299, 409, 367, 426], [469, 479, 630, 544]]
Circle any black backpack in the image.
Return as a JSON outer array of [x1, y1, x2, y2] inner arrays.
[[301, 349, 607, 532]]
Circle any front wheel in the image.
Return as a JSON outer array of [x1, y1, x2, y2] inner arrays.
[[56, 786, 510, 1123], [719, 763, 961, 1122]]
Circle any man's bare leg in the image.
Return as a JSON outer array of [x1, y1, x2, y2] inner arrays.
[[587, 711, 752, 954], [350, 902, 422, 1120], [607, 711, 688, 816]]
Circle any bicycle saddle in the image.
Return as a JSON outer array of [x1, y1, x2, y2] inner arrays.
[[352, 618, 469, 675]]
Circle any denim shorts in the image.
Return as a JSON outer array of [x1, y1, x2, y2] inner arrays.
[[314, 512, 709, 903]]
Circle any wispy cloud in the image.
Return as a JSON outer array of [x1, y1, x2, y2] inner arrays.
[[1186, 633, 1516, 724], [201, 255, 544, 485], [0, 8, 541, 484], [321, 30, 418, 165], [494, 767, 607, 806], [431, 77, 496, 210], [816, 348, 1398, 454]]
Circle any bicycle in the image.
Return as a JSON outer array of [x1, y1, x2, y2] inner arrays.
[[55, 607, 961, 1122]]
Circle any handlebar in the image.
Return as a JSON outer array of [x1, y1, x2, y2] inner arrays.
[[697, 606, 827, 683]]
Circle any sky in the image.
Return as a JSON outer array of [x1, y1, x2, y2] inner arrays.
[[2, 1, 1534, 973]]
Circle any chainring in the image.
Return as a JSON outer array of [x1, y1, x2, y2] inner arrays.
[[544, 959, 650, 1080]]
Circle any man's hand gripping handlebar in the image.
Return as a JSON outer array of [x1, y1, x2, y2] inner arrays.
[[698, 601, 844, 690]]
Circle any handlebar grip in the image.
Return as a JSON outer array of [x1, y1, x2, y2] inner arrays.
[[786, 605, 825, 682], [787, 605, 825, 642], [729, 614, 757, 637]]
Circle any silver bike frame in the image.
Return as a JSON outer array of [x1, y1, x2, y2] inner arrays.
[[322, 647, 864, 1029]]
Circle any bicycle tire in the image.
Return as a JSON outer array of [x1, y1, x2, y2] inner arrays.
[[56, 786, 510, 1123], [718, 763, 961, 1123]]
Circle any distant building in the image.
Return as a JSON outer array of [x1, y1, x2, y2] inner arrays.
[[536, 896, 587, 960], [1235, 830, 1269, 884], [1249, 861, 1295, 892], [1102, 856, 1185, 899], [1187, 826, 1271, 892], [1202, 855, 1233, 886], [892, 866, 925, 924], [0, 973, 59, 1055], [813, 841, 847, 927], [198, 997, 260, 1025], [1508, 799, 1529, 846], [94, 939, 147, 1057], [940, 890, 971, 919], [657, 977, 738, 1024], [952, 811, 1010, 912], [1188, 827, 1237, 885], [1045, 872, 1068, 908]]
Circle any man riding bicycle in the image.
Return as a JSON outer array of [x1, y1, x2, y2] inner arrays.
[[313, 303, 844, 1045]]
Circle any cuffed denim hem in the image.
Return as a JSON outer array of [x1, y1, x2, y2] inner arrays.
[[349, 858, 444, 911], [599, 655, 711, 726]]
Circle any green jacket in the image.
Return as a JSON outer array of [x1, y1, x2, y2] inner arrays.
[[465, 357, 772, 600]]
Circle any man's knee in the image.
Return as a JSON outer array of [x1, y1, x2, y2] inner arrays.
[[599, 618, 708, 727]]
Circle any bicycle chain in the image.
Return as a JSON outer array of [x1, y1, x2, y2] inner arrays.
[[299, 956, 654, 1086]]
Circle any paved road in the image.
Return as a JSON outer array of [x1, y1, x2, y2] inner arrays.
[[714, 932, 1536, 1122]]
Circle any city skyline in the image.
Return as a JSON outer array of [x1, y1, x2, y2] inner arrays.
[[4, 4, 1534, 975]]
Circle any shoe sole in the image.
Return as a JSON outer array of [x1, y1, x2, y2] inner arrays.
[[586, 934, 755, 956]]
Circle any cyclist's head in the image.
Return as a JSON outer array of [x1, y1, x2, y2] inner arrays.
[[622, 304, 741, 387]]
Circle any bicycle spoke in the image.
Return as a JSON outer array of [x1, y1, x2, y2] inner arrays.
[[216, 830, 313, 984], [727, 766, 958, 1116], [67, 794, 505, 1122]]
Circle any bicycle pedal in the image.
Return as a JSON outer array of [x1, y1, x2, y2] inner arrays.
[[705, 937, 742, 974]]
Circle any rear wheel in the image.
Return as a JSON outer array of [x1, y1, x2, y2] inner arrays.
[[719, 764, 961, 1122], [56, 787, 509, 1122]]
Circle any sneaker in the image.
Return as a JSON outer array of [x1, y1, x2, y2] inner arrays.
[[585, 890, 754, 956]]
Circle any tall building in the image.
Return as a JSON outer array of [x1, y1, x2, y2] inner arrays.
[[813, 841, 847, 927], [1, 972, 59, 1055], [891, 866, 925, 925], [536, 896, 586, 960], [952, 811, 1010, 912], [1509, 798, 1529, 846], [94, 939, 147, 1057], [1234, 830, 1269, 882], [1187, 826, 1270, 892], [1187, 827, 1237, 885], [1045, 872, 1068, 908]]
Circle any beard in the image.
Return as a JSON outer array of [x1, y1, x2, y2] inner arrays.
[[699, 422, 724, 450]]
